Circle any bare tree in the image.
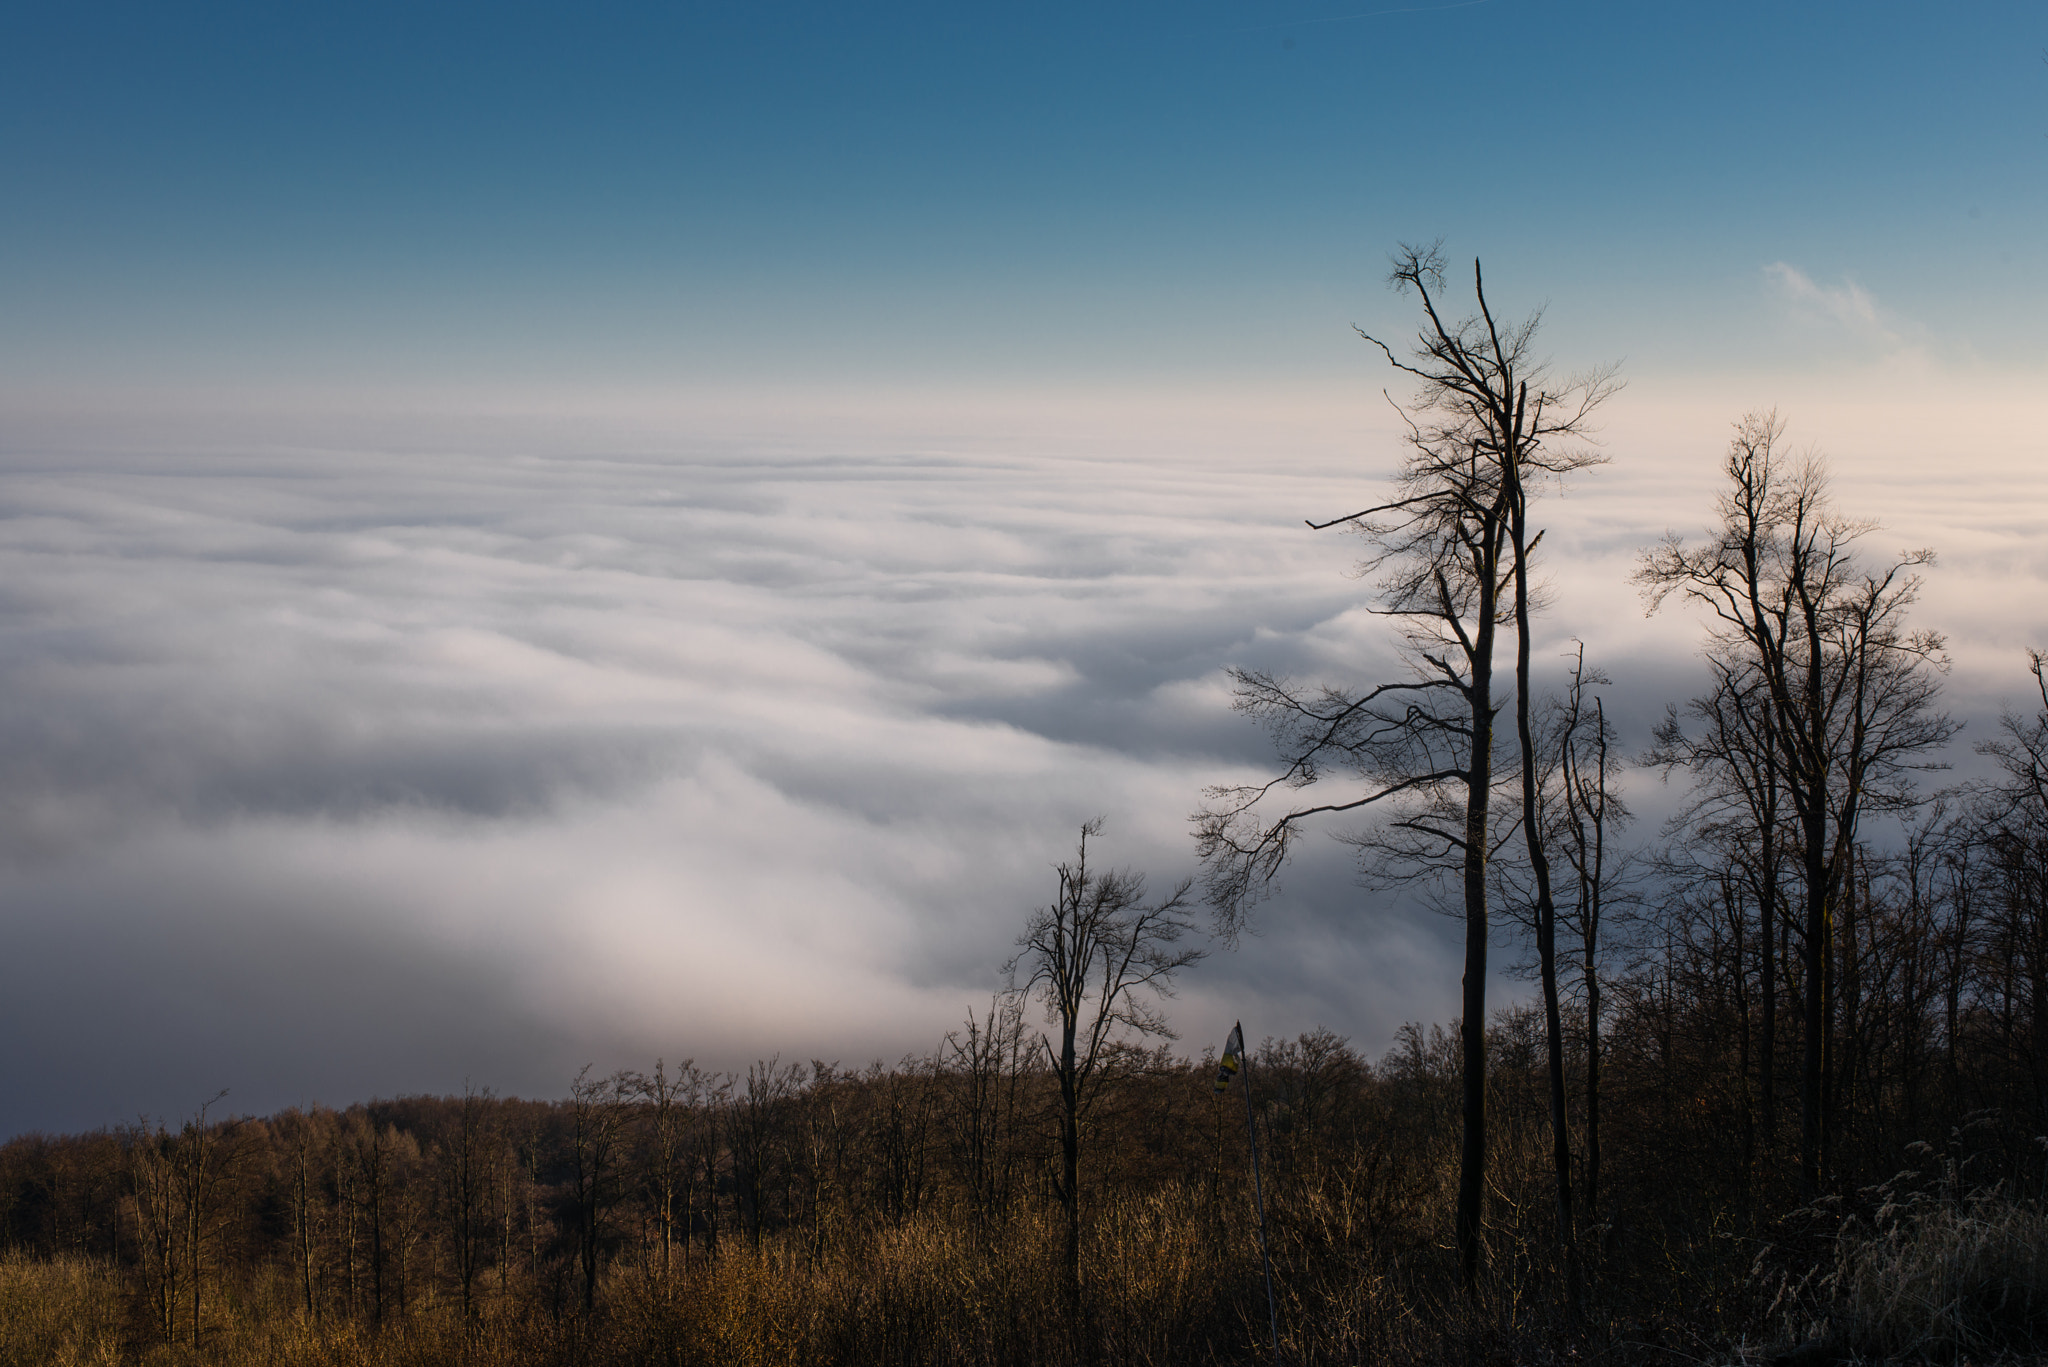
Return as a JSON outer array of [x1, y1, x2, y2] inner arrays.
[[386, 1128, 428, 1320], [1196, 242, 1611, 1287], [944, 995, 1029, 1234], [729, 1058, 801, 1252], [128, 1092, 240, 1348], [1007, 820, 1202, 1308], [275, 1107, 334, 1322], [630, 1059, 702, 1283], [567, 1067, 630, 1313], [1646, 649, 1790, 1168], [1505, 354, 1613, 1316], [448, 1085, 493, 1330], [1974, 652, 2048, 1124], [1640, 411, 1957, 1190], [865, 1056, 939, 1232], [1978, 651, 2048, 820], [128, 1120, 183, 1342], [1550, 648, 1632, 1221], [339, 1112, 403, 1326], [679, 1074, 732, 1263]]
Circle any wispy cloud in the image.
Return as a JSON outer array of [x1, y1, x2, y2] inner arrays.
[[1764, 262, 1908, 351]]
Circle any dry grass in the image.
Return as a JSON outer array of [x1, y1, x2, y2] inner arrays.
[[0, 1193, 1367, 1366], [1751, 1139, 2048, 1366], [0, 1114, 1708, 1367], [0, 1251, 120, 1367], [1828, 1184, 2048, 1363], [596, 1196, 1249, 1367]]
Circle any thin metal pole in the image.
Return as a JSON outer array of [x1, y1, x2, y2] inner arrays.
[[1241, 1026, 1281, 1362]]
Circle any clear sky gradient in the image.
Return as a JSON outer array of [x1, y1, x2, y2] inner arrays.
[[4, 0, 2042, 397], [0, 1, 2043, 1134]]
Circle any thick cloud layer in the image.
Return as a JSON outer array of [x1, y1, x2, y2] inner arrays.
[[2, 374, 2041, 1135]]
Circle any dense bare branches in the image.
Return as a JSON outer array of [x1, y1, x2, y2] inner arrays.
[[1007, 820, 1203, 1299], [943, 995, 1029, 1231], [126, 1092, 241, 1347], [566, 1068, 630, 1312], [1198, 246, 1614, 926], [1978, 651, 2048, 824], [1971, 652, 2048, 1127], [1197, 671, 1472, 915], [1640, 411, 1957, 1190]]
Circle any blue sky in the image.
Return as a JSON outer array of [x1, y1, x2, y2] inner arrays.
[[0, 2, 2044, 1133], [5, 0, 2042, 394]]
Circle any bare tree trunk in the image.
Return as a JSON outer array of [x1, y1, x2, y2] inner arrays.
[[1584, 926, 1602, 1223], [1574, 689, 1614, 1227], [1457, 707, 1492, 1292], [1801, 804, 1831, 1192], [1737, 883, 1755, 1180], [1509, 430, 1578, 1312], [1761, 871, 1778, 1154], [186, 1127, 203, 1348], [367, 1130, 387, 1328], [1058, 1024, 1082, 1316], [295, 1128, 315, 1319], [454, 1088, 485, 1331]]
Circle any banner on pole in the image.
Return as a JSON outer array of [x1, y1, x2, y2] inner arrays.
[[1214, 1021, 1244, 1094]]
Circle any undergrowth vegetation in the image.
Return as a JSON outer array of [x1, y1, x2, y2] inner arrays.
[[5, 1016, 2048, 1364]]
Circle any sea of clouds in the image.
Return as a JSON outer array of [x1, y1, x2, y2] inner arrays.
[[1, 369, 2040, 1134]]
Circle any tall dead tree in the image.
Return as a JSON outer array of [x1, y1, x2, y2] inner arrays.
[[1197, 243, 1610, 1288], [1504, 329, 1614, 1314]]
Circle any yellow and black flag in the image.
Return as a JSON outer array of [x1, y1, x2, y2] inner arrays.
[[1214, 1021, 1244, 1094]]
